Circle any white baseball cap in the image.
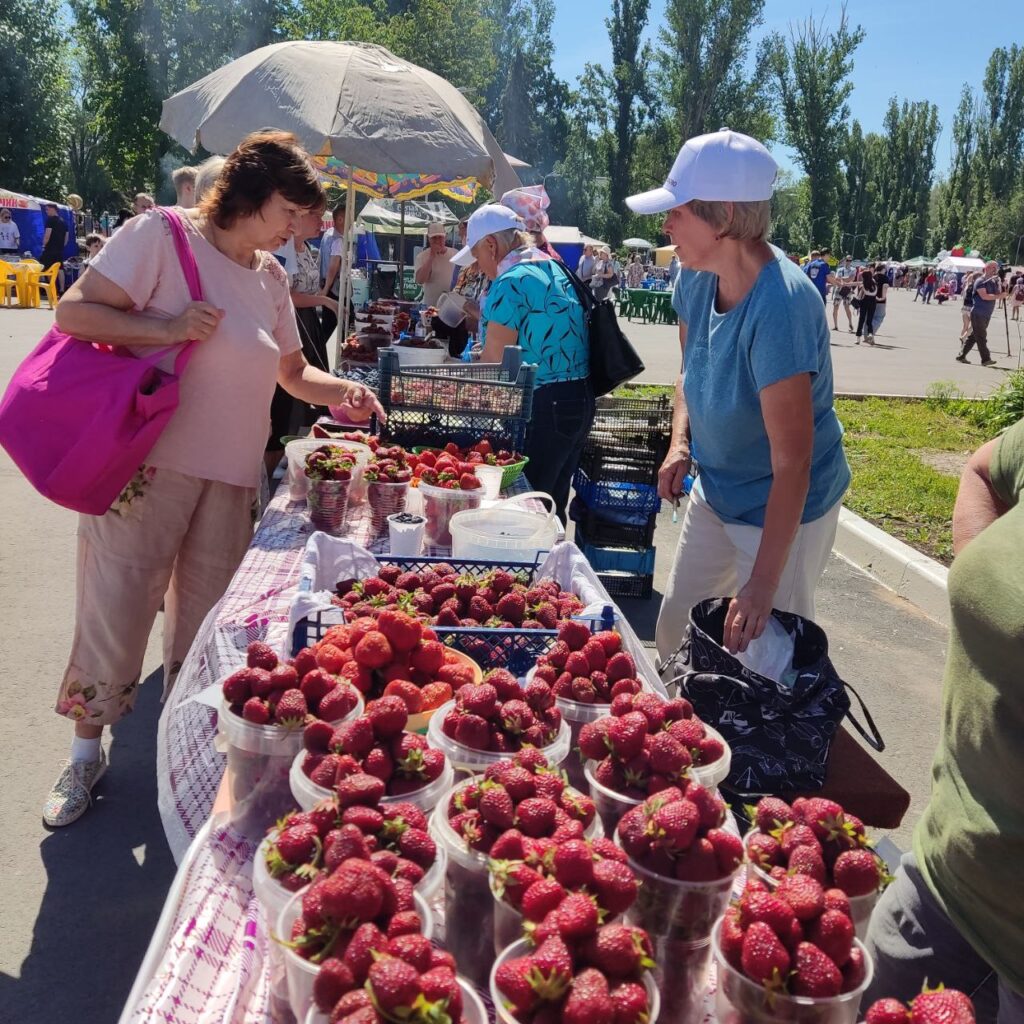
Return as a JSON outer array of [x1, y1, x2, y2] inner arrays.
[[426, 221, 446, 238], [450, 204, 525, 266], [626, 128, 778, 214]]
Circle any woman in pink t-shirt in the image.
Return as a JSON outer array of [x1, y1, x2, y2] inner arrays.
[[42, 131, 383, 827]]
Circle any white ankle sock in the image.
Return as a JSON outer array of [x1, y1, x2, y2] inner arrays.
[[71, 735, 102, 763]]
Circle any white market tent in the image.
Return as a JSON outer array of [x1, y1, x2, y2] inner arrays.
[[357, 199, 459, 235], [937, 255, 985, 273], [623, 237, 653, 249], [544, 225, 605, 247]]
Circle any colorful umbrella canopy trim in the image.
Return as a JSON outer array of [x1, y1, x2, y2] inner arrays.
[[314, 156, 477, 203]]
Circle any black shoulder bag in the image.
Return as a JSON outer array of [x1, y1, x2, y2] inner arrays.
[[555, 261, 645, 397]]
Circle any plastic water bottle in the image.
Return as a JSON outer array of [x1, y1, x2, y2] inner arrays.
[[461, 335, 475, 362]]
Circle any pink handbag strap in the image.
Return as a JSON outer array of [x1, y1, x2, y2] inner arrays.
[[155, 207, 205, 377]]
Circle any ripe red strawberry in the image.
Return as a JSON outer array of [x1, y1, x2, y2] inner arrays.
[[788, 842, 828, 883], [241, 697, 270, 724], [554, 892, 600, 939], [606, 712, 648, 759], [746, 830, 783, 868], [586, 923, 654, 979], [564, 968, 614, 1024], [706, 827, 744, 875], [320, 861, 385, 922], [775, 873, 826, 921], [651, 798, 700, 852], [521, 877, 568, 922], [376, 609, 422, 653], [367, 956, 421, 1016], [331, 717, 376, 758], [459, 682, 498, 718], [823, 887, 852, 917], [610, 981, 648, 1024], [293, 647, 319, 677], [591, 858, 638, 915], [386, 932, 433, 972], [833, 849, 883, 896], [273, 689, 308, 726], [303, 718, 335, 754], [479, 785, 515, 829], [496, 591, 526, 625], [867, 999, 912, 1024], [353, 630, 393, 669], [336, 772, 386, 808], [552, 839, 595, 888], [313, 957, 355, 1012], [807, 908, 854, 967], [494, 956, 539, 1015], [500, 699, 535, 735], [740, 920, 791, 985], [605, 651, 636, 682], [419, 966, 463, 1020], [720, 907, 745, 969], [556, 619, 591, 652], [579, 720, 611, 761], [790, 941, 843, 997], [648, 731, 690, 776], [365, 696, 408, 739], [246, 641, 278, 671], [910, 990, 975, 1024], [516, 797, 558, 837]]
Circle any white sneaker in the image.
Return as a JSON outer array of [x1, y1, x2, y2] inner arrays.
[[43, 750, 107, 827]]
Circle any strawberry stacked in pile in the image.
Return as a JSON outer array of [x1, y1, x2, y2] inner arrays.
[[530, 622, 641, 704], [415, 445, 483, 491], [489, 835, 639, 929], [363, 446, 413, 485], [579, 694, 725, 798], [440, 672, 563, 753], [494, 923, 656, 1024], [305, 444, 359, 482], [300, 697, 448, 799], [445, 750, 596, 855], [745, 796, 888, 898], [720, 876, 867, 998], [265, 799, 438, 895], [222, 641, 361, 727], [333, 567, 585, 637], [616, 784, 744, 882], [303, 612, 473, 715], [865, 989, 976, 1024], [417, 440, 525, 474]]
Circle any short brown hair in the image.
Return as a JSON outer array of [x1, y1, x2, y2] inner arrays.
[[200, 130, 324, 230], [171, 166, 196, 188], [689, 199, 772, 242]]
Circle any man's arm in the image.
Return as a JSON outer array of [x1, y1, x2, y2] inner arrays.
[[952, 438, 1007, 554], [42, 226, 51, 247], [322, 255, 341, 297], [414, 251, 432, 285]]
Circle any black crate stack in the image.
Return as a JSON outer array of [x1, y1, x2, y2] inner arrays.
[[571, 395, 673, 599]]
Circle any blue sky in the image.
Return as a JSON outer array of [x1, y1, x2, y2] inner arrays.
[[550, 0, 1004, 180]]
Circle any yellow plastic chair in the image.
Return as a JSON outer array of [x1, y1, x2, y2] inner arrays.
[[26, 262, 62, 309], [0, 259, 19, 307]]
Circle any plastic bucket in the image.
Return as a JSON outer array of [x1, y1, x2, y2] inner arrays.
[[712, 919, 872, 1024], [392, 344, 448, 365], [278, 888, 434, 1022], [744, 830, 880, 940], [419, 482, 483, 549], [490, 939, 660, 1024], [303, 976, 484, 1024], [427, 699, 571, 774], [449, 492, 559, 563], [289, 749, 455, 816], [217, 692, 362, 839]]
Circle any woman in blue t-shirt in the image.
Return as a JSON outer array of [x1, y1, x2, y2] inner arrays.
[[451, 204, 593, 522], [626, 130, 851, 659]]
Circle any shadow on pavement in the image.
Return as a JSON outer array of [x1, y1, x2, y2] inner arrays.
[[0, 669, 176, 1024]]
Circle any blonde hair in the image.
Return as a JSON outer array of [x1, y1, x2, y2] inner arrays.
[[688, 198, 772, 242], [490, 228, 533, 258], [171, 165, 197, 188], [194, 155, 227, 203]]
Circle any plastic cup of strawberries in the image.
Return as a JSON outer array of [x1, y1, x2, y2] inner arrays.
[[710, 875, 873, 1024], [490, 935, 661, 1024], [742, 796, 890, 940], [417, 479, 483, 548]]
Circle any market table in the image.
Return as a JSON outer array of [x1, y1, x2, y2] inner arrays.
[[126, 475, 706, 1024]]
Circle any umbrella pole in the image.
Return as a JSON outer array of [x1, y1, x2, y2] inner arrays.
[[335, 167, 357, 365], [399, 201, 406, 300]]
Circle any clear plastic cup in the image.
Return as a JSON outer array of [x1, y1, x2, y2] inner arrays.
[[490, 939, 661, 1024], [474, 464, 504, 500], [387, 512, 425, 556], [712, 919, 872, 1024], [688, 723, 731, 791], [419, 481, 483, 548], [308, 477, 356, 534], [584, 758, 643, 837], [254, 832, 304, 1022], [744, 829, 881, 940], [426, 699, 572, 774], [217, 691, 362, 840], [367, 479, 409, 536], [289, 748, 455, 817], [556, 696, 613, 792], [303, 976, 485, 1024], [277, 888, 434, 1021]]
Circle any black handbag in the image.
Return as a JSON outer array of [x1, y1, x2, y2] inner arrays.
[[659, 599, 884, 796], [556, 262, 644, 397]]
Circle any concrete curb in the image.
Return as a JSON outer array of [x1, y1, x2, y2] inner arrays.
[[833, 507, 949, 626]]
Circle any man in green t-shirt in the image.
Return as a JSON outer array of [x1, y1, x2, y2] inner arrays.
[[864, 418, 1024, 1020]]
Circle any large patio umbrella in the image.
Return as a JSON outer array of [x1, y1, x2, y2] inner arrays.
[[623, 237, 654, 249], [161, 40, 520, 346]]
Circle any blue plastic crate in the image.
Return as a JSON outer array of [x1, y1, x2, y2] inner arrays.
[[579, 541, 656, 575], [572, 467, 661, 516]]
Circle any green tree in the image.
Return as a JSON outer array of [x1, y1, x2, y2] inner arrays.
[[973, 45, 1024, 204], [0, 0, 74, 196], [765, 4, 864, 245], [837, 120, 881, 257], [932, 86, 978, 250]]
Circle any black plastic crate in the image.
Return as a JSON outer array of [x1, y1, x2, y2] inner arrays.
[[376, 348, 537, 453], [578, 447, 665, 485], [596, 571, 655, 600], [572, 504, 658, 548], [580, 395, 672, 484]]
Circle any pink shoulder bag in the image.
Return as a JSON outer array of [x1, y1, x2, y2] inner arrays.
[[0, 207, 203, 514]]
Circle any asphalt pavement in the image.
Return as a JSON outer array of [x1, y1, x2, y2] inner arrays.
[[628, 286, 1024, 395], [0, 304, 949, 1024]]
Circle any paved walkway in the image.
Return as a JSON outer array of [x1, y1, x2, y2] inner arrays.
[[626, 287, 1024, 396]]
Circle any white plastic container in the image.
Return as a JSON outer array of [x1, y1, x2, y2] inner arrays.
[[392, 344, 448, 365], [254, 831, 302, 1020], [387, 512, 425, 556], [474, 464, 504, 500], [437, 290, 467, 327], [303, 976, 485, 1024], [426, 699, 571, 774], [278, 888, 434, 1021], [217, 691, 362, 839], [712, 919, 872, 1024], [449, 492, 559, 562], [490, 939, 661, 1024], [289, 748, 455, 817]]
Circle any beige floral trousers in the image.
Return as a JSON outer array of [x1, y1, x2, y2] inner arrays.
[[55, 466, 256, 727]]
